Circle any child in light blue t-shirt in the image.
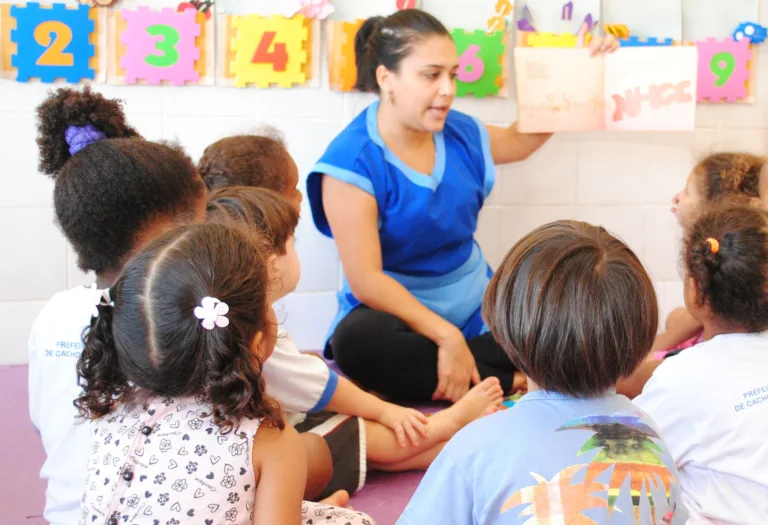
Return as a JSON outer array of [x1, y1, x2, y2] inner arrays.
[[398, 221, 688, 525]]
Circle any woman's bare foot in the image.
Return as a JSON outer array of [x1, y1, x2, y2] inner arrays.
[[431, 378, 503, 439], [319, 490, 351, 509]]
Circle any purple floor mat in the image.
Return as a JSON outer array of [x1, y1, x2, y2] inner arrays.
[[350, 470, 423, 525], [0, 364, 426, 525]]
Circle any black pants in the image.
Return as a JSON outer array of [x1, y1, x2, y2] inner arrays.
[[329, 306, 517, 401]]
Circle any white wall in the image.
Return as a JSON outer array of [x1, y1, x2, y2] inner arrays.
[[2, 0, 768, 363]]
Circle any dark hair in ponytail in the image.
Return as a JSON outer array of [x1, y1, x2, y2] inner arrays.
[[354, 9, 450, 93], [684, 201, 768, 332], [75, 222, 283, 433]]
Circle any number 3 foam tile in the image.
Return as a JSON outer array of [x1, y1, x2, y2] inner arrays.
[[230, 15, 308, 89], [7, 2, 95, 83], [696, 37, 751, 103], [451, 29, 505, 98], [120, 7, 200, 86]]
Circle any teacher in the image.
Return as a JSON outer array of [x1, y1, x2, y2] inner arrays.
[[307, 9, 618, 403]]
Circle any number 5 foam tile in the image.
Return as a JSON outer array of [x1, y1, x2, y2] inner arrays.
[[3, 2, 99, 83], [696, 37, 751, 103]]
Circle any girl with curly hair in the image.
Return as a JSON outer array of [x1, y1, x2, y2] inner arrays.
[[619, 152, 765, 397], [28, 86, 207, 525], [635, 203, 768, 524], [75, 222, 376, 525]]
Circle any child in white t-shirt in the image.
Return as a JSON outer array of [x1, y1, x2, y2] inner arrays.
[[207, 186, 504, 499], [28, 87, 208, 525], [635, 202, 768, 524]]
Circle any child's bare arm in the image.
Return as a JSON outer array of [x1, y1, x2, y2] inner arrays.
[[652, 308, 703, 351], [251, 424, 306, 525]]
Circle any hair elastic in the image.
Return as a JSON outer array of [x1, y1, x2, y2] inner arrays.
[[705, 237, 720, 254], [65, 123, 107, 156]]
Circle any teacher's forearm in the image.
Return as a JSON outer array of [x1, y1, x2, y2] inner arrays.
[[349, 271, 458, 343], [508, 122, 552, 157]]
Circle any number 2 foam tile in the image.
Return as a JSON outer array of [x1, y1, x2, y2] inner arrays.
[[120, 7, 200, 86], [10, 2, 95, 83], [230, 14, 308, 89], [696, 37, 751, 103]]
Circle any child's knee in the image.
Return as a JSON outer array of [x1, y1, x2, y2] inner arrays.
[[301, 432, 333, 500], [665, 307, 688, 330]]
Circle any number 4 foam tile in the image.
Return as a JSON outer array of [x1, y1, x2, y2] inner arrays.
[[230, 14, 308, 89], [10, 2, 95, 83], [696, 37, 751, 103], [120, 7, 200, 86]]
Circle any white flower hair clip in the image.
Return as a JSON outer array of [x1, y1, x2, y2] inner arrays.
[[194, 297, 230, 330]]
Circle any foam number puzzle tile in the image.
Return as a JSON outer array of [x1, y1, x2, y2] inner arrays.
[[619, 37, 674, 47], [230, 14, 308, 88], [527, 31, 592, 48], [120, 7, 200, 85], [328, 19, 363, 92], [10, 2, 95, 83], [451, 29, 504, 98], [695, 38, 751, 102]]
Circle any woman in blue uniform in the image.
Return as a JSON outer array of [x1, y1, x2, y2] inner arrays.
[[307, 9, 618, 403]]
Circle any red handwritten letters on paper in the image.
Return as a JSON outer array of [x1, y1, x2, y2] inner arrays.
[[611, 81, 693, 122]]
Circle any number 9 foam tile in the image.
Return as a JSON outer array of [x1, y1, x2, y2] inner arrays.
[[1, 2, 106, 83], [696, 37, 752, 103]]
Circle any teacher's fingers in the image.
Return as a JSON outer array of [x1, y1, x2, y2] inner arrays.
[[471, 367, 481, 386], [432, 376, 448, 401]]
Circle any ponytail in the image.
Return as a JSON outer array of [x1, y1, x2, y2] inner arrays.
[[74, 289, 131, 419], [353, 9, 450, 93]]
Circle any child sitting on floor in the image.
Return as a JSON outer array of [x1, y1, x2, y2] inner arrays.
[[398, 220, 687, 525], [618, 152, 764, 397], [75, 222, 376, 525], [635, 203, 768, 524], [28, 86, 208, 525], [207, 186, 504, 500]]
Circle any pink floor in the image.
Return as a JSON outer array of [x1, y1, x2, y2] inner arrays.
[[0, 365, 421, 525]]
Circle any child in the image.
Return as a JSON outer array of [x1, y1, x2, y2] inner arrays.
[[618, 153, 764, 397], [635, 203, 768, 524], [398, 220, 687, 525], [207, 186, 505, 500], [198, 129, 303, 210], [75, 222, 375, 525], [28, 86, 207, 525]]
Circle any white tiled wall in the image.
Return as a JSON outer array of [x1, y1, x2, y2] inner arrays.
[[2, 3, 768, 364]]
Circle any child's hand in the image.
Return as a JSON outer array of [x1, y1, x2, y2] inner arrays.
[[377, 404, 429, 448]]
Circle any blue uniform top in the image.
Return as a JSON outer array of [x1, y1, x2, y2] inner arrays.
[[307, 101, 495, 353]]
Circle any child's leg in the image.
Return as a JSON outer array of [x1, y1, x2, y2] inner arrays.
[[365, 377, 503, 470], [301, 432, 333, 501]]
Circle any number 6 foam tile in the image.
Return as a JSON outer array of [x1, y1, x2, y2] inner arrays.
[[696, 37, 751, 103], [451, 29, 505, 98], [120, 6, 200, 86], [9, 2, 95, 83]]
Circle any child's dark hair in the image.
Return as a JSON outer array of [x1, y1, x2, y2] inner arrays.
[[207, 186, 299, 255], [694, 152, 764, 201], [198, 129, 289, 192], [483, 221, 657, 397], [684, 202, 768, 332], [36, 86, 205, 274], [354, 9, 450, 93], [74, 222, 283, 433]]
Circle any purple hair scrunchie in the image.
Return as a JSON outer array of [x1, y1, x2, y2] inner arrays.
[[64, 123, 107, 156]]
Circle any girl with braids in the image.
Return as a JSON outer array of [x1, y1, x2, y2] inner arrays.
[[28, 86, 207, 525], [75, 222, 375, 525], [635, 203, 768, 524], [619, 153, 765, 397]]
